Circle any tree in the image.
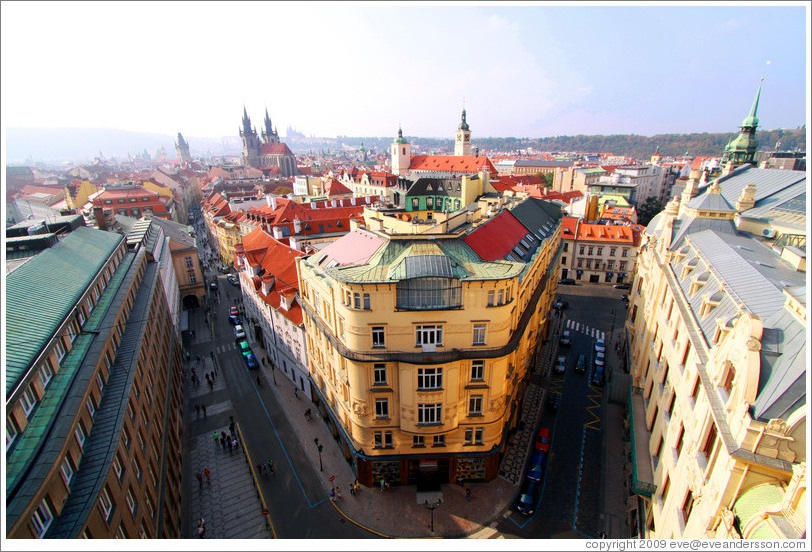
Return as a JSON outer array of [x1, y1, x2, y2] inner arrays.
[[637, 196, 665, 227]]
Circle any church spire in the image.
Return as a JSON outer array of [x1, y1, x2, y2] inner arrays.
[[264, 108, 273, 138], [741, 79, 762, 128], [722, 80, 762, 169], [242, 107, 252, 134], [458, 107, 470, 131]]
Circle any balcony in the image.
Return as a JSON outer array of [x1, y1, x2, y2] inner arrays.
[[628, 386, 657, 498]]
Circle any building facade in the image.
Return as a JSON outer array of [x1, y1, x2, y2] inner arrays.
[[624, 182, 806, 539], [6, 227, 184, 539], [559, 216, 641, 284], [297, 195, 562, 487], [240, 108, 297, 176]]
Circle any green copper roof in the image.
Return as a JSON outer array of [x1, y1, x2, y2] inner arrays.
[[5, 227, 124, 395], [395, 126, 409, 144], [732, 482, 784, 535], [741, 82, 762, 128]]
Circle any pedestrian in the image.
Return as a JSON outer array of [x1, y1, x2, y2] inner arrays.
[[213, 431, 219, 444], [192, 329, 196, 338], [220, 435, 226, 450], [466, 488, 471, 501], [350, 483, 356, 496], [204, 468, 211, 484], [335, 486, 341, 499], [294, 387, 299, 399], [191, 367, 197, 378], [195, 403, 200, 417], [232, 438, 238, 451], [229, 421, 235, 434], [256, 375, 262, 387], [267, 459, 274, 475], [257, 463, 264, 475], [207, 378, 213, 391], [196, 471, 203, 487], [197, 518, 206, 538], [380, 478, 385, 492], [330, 488, 335, 502], [201, 403, 206, 416], [227, 439, 233, 453], [197, 354, 201, 364]]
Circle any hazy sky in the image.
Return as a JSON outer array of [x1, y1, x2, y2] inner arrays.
[[1, 1, 808, 139]]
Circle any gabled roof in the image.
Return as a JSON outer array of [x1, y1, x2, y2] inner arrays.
[[6, 227, 124, 394], [324, 178, 352, 196], [259, 143, 294, 156], [409, 155, 496, 174], [576, 222, 636, 244], [463, 210, 532, 262], [509, 197, 563, 244]]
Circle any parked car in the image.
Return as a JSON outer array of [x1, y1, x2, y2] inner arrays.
[[555, 355, 567, 375], [547, 392, 561, 413], [595, 338, 606, 353], [209, 282, 217, 291], [227, 274, 240, 287], [558, 278, 576, 286], [559, 330, 571, 346], [228, 315, 242, 326], [237, 340, 251, 357], [594, 351, 605, 366], [575, 354, 587, 374], [535, 427, 551, 453], [230, 306, 239, 317], [244, 352, 259, 369], [613, 283, 631, 290], [517, 481, 539, 516], [526, 451, 547, 483], [592, 365, 605, 387], [234, 324, 246, 340]]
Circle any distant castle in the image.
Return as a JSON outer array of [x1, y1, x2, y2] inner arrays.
[[239, 108, 297, 177]]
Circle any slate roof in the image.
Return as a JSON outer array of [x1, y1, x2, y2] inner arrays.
[[404, 177, 457, 198], [685, 186, 737, 212], [509, 197, 562, 243], [6, 227, 124, 395], [145, 214, 196, 248]]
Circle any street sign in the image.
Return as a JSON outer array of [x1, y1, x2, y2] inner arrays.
[[329, 475, 335, 482]]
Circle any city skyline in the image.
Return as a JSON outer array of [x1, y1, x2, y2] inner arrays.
[[1, 2, 808, 143]]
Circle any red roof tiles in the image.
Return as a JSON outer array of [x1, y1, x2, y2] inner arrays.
[[409, 155, 496, 174], [463, 211, 529, 262]]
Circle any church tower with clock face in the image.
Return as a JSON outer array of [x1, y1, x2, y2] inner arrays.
[[454, 108, 472, 156]]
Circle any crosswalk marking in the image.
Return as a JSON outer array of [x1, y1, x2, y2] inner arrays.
[[565, 320, 605, 341]]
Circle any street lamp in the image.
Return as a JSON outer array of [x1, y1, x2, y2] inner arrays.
[[314, 438, 323, 471], [424, 498, 442, 532]]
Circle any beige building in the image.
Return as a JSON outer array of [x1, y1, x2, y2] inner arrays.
[[297, 194, 562, 487], [624, 178, 806, 539], [560, 215, 642, 285], [554, 166, 607, 195], [6, 227, 184, 539]]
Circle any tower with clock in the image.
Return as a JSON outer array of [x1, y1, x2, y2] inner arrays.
[[454, 108, 472, 156]]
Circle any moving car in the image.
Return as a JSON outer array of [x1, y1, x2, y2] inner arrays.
[[209, 282, 217, 291], [575, 354, 587, 374], [555, 355, 567, 375], [559, 330, 571, 346], [229, 306, 239, 317], [234, 324, 246, 340], [535, 427, 551, 453], [244, 352, 258, 369], [558, 278, 576, 285], [526, 451, 547, 483], [517, 481, 539, 516], [595, 338, 606, 353]]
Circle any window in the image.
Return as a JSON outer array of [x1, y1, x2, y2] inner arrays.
[[411, 197, 419, 210], [371, 327, 385, 348], [417, 368, 442, 390], [21, 387, 39, 418], [426, 196, 434, 210], [597, 246, 603, 256], [384, 431, 393, 448], [67, 320, 79, 343], [579, 246, 585, 255], [113, 454, 124, 481], [622, 248, 628, 257], [471, 360, 484, 381], [619, 261, 627, 271], [722, 365, 736, 394], [588, 246, 594, 256], [702, 424, 717, 459], [373, 364, 387, 385], [487, 290, 494, 306], [188, 272, 197, 284], [363, 293, 371, 310], [661, 474, 670, 501], [54, 339, 67, 362], [87, 397, 97, 419], [354, 293, 361, 309], [39, 361, 55, 389], [375, 398, 389, 419], [469, 395, 483, 416], [60, 455, 75, 486], [418, 403, 442, 424], [338, 316, 345, 339], [682, 490, 695, 523], [675, 425, 684, 456], [185, 256, 193, 268], [497, 289, 504, 304], [133, 457, 143, 483], [610, 247, 617, 256], [7, 418, 20, 450], [691, 376, 701, 403], [432, 435, 445, 447], [115, 525, 128, 539], [99, 487, 114, 522], [126, 489, 137, 515], [374, 431, 382, 448], [415, 325, 443, 347], [465, 427, 484, 445], [472, 324, 486, 345], [31, 499, 54, 538], [413, 435, 425, 447]]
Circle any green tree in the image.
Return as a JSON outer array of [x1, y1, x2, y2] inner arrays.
[[637, 196, 665, 227]]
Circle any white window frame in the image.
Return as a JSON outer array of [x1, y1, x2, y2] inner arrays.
[[384, 431, 393, 448], [474, 427, 483, 444], [21, 387, 38, 418], [413, 435, 424, 447], [112, 454, 124, 481], [75, 423, 87, 448], [126, 488, 137, 515], [487, 290, 495, 306], [87, 397, 96, 419], [99, 487, 113, 522], [418, 403, 442, 424], [371, 327, 385, 348], [375, 398, 389, 419], [31, 499, 54, 538], [432, 434, 445, 447], [472, 324, 486, 345], [39, 361, 55, 389], [54, 339, 67, 362], [67, 320, 79, 343], [373, 364, 387, 385], [417, 368, 442, 390], [61, 456, 75, 486], [415, 325, 443, 347], [363, 293, 371, 310], [7, 418, 19, 451], [469, 395, 483, 416], [471, 360, 485, 381]]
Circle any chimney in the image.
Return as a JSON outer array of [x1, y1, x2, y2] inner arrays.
[[270, 196, 277, 209], [735, 183, 757, 212], [94, 207, 108, 231]]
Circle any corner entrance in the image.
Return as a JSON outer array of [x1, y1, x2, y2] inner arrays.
[[409, 459, 450, 491], [182, 294, 200, 309]]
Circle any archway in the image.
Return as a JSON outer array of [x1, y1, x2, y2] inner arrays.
[[183, 294, 200, 309]]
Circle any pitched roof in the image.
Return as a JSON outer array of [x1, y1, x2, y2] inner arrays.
[[575, 222, 636, 244], [409, 155, 496, 174], [6, 227, 124, 394], [259, 143, 294, 156], [317, 228, 387, 266], [463, 210, 533, 262], [324, 178, 352, 196]]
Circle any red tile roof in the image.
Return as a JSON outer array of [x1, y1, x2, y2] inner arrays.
[[561, 216, 579, 237], [463, 210, 529, 261], [323, 178, 352, 196], [575, 222, 635, 243], [409, 155, 496, 174]]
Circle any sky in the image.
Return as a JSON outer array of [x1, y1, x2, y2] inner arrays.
[[1, 1, 809, 140]]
